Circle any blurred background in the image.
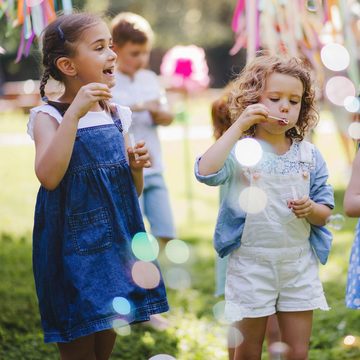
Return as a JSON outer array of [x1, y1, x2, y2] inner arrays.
[[0, 1, 360, 359]]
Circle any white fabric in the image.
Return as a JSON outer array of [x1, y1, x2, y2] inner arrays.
[[225, 141, 329, 321], [111, 69, 165, 175], [27, 103, 132, 140]]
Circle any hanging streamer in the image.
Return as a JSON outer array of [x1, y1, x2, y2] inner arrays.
[[230, 0, 359, 86], [0, 0, 72, 61]]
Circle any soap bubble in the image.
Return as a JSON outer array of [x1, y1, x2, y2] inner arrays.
[[326, 214, 345, 230]]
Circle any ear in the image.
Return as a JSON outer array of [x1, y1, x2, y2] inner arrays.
[[55, 57, 77, 77]]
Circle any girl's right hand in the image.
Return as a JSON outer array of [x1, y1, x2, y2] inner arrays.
[[235, 103, 269, 132], [67, 83, 112, 120]]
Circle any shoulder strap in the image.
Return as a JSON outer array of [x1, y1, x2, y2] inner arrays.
[[299, 141, 315, 165], [45, 100, 70, 117]]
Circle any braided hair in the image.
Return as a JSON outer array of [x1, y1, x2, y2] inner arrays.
[[39, 12, 101, 102]]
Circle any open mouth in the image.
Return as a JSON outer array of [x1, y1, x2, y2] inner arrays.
[[103, 67, 114, 75]]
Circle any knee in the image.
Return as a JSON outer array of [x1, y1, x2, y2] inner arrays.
[[289, 346, 308, 360]]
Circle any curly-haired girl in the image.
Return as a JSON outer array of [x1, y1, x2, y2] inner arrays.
[[195, 54, 334, 359]]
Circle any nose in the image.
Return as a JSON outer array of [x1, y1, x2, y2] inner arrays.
[[108, 48, 117, 61], [280, 100, 290, 113]]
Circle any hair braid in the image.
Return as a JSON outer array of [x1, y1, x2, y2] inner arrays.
[[40, 67, 51, 102]]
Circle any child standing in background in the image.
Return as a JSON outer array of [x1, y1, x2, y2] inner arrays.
[[211, 91, 281, 359], [28, 12, 168, 359], [110, 12, 176, 247], [196, 54, 334, 359]]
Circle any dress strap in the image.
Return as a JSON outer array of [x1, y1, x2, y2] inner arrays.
[[45, 100, 70, 117]]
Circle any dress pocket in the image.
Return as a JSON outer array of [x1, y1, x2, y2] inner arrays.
[[69, 207, 113, 255]]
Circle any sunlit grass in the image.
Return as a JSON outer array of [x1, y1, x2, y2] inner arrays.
[[1, 100, 360, 359]]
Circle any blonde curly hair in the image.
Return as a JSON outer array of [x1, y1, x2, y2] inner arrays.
[[229, 53, 318, 141]]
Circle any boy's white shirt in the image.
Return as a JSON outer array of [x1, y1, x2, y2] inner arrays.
[[111, 69, 165, 176]]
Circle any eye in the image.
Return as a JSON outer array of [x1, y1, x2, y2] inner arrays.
[[269, 98, 279, 102], [290, 100, 299, 105], [95, 46, 104, 51]]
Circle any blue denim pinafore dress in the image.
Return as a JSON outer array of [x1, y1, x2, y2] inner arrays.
[[32, 102, 169, 343]]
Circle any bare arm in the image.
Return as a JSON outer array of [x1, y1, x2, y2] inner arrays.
[[124, 134, 151, 196], [198, 103, 269, 176], [131, 100, 174, 126], [33, 83, 112, 190], [344, 149, 360, 217], [33, 111, 79, 190]]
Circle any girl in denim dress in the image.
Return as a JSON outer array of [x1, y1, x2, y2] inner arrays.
[[27, 13, 168, 359], [196, 54, 334, 359]]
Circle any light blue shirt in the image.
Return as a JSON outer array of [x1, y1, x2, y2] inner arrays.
[[194, 141, 334, 264]]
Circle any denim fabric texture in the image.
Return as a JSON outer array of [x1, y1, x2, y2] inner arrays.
[[32, 103, 169, 343]]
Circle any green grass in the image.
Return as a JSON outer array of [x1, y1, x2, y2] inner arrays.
[[1, 104, 360, 359]]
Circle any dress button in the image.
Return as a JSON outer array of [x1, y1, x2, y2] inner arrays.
[[302, 171, 309, 178]]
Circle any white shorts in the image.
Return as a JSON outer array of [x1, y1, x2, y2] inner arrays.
[[225, 245, 329, 322]]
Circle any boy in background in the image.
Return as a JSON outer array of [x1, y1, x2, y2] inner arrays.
[[111, 12, 175, 330]]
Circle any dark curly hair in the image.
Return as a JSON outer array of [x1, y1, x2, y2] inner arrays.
[[228, 53, 318, 141]]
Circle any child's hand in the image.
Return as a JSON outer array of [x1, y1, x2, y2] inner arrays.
[[235, 103, 269, 131], [68, 83, 112, 119], [288, 195, 314, 219], [127, 140, 151, 171], [132, 100, 160, 113]]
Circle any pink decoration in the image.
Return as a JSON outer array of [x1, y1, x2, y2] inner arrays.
[[160, 45, 210, 93]]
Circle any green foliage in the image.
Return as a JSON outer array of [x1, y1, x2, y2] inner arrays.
[[1, 108, 360, 359]]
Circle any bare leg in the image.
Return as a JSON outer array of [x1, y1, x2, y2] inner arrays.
[[94, 329, 117, 360], [232, 317, 268, 360], [57, 334, 96, 360], [266, 314, 281, 347], [277, 311, 313, 360]]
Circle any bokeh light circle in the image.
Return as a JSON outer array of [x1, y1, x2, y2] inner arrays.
[[213, 300, 231, 324], [344, 335, 356, 346], [344, 96, 360, 113], [23, 79, 35, 94], [348, 122, 360, 139], [131, 232, 159, 262], [149, 355, 176, 360], [320, 43, 350, 71], [131, 261, 161, 289], [227, 326, 244, 349], [325, 76, 356, 106], [112, 297, 131, 315], [268, 341, 290, 356], [112, 319, 131, 336], [235, 138, 263, 167], [239, 186, 267, 214], [165, 239, 190, 264], [165, 267, 191, 290]]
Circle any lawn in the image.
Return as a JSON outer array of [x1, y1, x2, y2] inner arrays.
[[0, 97, 360, 359]]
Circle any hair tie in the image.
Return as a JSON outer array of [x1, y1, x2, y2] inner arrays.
[[57, 26, 65, 42], [42, 95, 49, 103]]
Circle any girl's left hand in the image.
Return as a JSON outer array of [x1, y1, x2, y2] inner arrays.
[[127, 140, 151, 170], [288, 195, 314, 218]]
